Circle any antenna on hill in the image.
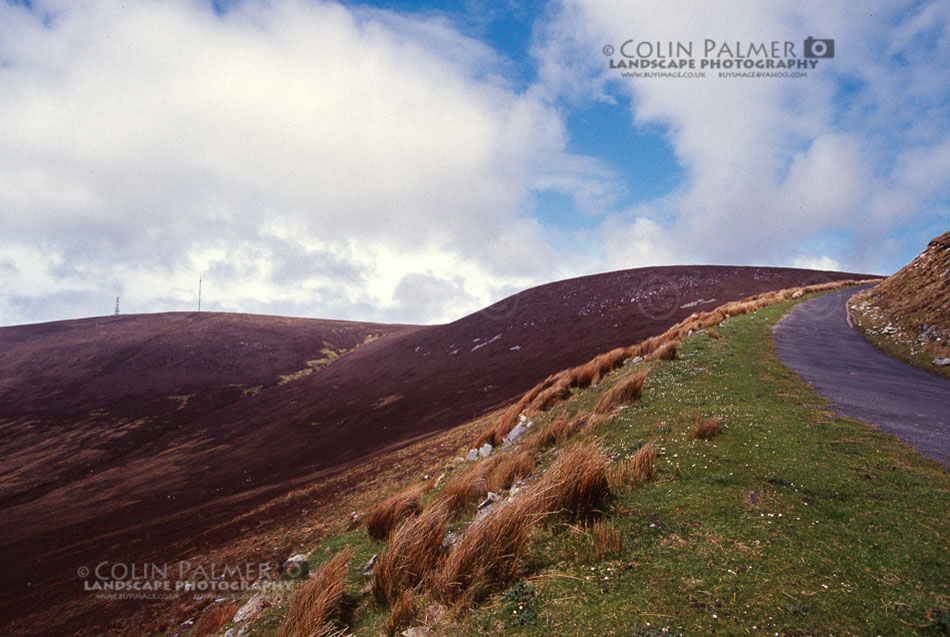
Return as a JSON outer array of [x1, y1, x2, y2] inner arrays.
[[198, 278, 202, 312], [114, 297, 120, 316]]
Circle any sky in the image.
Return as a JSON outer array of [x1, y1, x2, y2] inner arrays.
[[0, 0, 947, 326]]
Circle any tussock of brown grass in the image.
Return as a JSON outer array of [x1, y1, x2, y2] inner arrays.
[[194, 602, 240, 637], [384, 590, 419, 636], [475, 403, 522, 447], [631, 442, 657, 484], [366, 484, 424, 541], [647, 340, 678, 361], [537, 412, 594, 448], [435, 443, 610, 606], [277, 547, 352, 637], [372, 501, 451, 605], [526, 377, 571, 416], [608, 442, 656, 491], [707, 328, 721, 339], [593, 370, 648, 415], [441, 459, 493, 517], [486, 447, 536, 493], [590, 519, 624, 559], [432, 493, 543, 606], [539, 444, 611, 520], [690, 414, 722, 440]]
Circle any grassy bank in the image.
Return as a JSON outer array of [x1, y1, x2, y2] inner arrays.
[[240, 296, 949, 636]]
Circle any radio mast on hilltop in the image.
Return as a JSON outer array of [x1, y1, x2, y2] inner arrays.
[[114, 297, 120, 316]]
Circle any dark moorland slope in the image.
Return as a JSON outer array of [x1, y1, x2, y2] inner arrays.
[[0, 265, 866, 630]]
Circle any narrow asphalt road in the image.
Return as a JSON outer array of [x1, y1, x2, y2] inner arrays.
[[773, 286, 949, 468]]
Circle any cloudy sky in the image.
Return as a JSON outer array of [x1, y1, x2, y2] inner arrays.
[[1, 0, 947, 326]]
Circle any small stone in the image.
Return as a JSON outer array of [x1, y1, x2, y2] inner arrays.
[[280, 554, 308, 577], [933, 358, 950, 366], [362, 554, 378, 576], [441, 532, 460, 549], [424, 603, 447, 624], [465, 448, 479, 462], [478, 443, 493, 458], [478, 492, 500, 509], [401, 627, 431, 637]]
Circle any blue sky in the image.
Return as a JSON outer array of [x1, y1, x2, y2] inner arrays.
[[0, 0, 947, 325]]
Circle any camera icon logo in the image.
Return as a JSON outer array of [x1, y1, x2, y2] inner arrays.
[[804, 37, 835, 58]]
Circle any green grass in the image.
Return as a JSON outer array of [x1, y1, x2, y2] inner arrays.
[[243, 295, 949, 636]]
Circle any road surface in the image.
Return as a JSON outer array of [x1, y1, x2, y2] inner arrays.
[[773, 287, 949, 468]]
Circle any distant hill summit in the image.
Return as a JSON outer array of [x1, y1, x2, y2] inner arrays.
[[850, 231, 950, 373]]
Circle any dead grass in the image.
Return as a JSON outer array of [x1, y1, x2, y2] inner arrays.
[[593, 370, 649, 415], [536, 412, 595, 448], [372, 501, 451, 605], [366, 484, 424, 541], [194, 602, 239, 637], [590, 519, 624, 560], [441, 460, 493, 517], [539, 444, 611, 520], [608, 442, 657, 492], [647, 340, 679, 361], [486, 447, 536, 493], [690, 414, 722, 440], [526, 377, 572, 416], [707, 328, 721, 339], [432, 493, 544, 607], [277, 547, 352, 637], [384, 590, 419, 636]]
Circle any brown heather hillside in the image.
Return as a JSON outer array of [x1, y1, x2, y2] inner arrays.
[[849, 232, 950, 372], [0, 265, 870, 635]]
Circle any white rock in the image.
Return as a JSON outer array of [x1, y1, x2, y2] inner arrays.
[[362, 554, 378, 576], [934, 358, 950, 366], [502, 423, 527, 447], [478, 443, 493, 458], [233, 594, 265, 624], [464, 448, 479, 462]]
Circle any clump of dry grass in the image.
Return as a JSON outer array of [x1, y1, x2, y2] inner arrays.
[[647, 340, 679, 361], [540, 444, 611, 520], [366, 484, 424, 541], [486, 447, 536, 493], [535, 413, 589, 448], [277, 547, 352, 637], [432, 493, 544, 607], [631, 442, 657, 484], [440, 459, 493, 517], [372, 501, 452, 605], [384, 590, 419, 636], [690, 414, 722, 440], [590, 519, 624, 560], [526, 377, 572, 416], [608, 442, 656, 491], [194, 602, 240, 637], [593, 370, 649, 415], [475, 403, 522, 447], [707, 328, 721, 339]]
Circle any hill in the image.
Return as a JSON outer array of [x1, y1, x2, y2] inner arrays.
[[0, 265, 869, 634], [239, 285, 946, 637], [849, 231, 950, 376]]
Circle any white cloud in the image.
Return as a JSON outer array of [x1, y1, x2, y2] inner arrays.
[[0, 0, 609, 325], [540, 0, 948, 272]]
